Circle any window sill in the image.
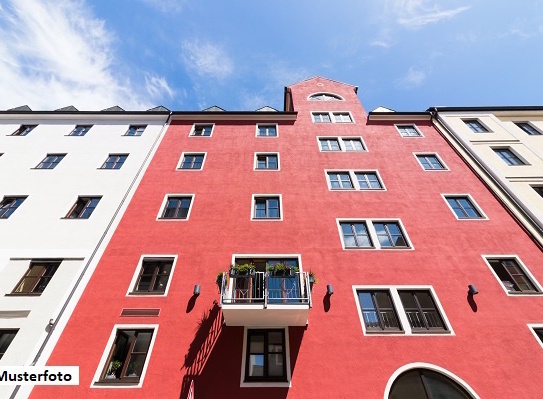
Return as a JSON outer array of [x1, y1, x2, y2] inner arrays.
[[5, 293, 42, 297], [365, 329, 405, 335], [411, 329, 450, 335], [128, 292, 166, 296], [94, 380, 140, 387]]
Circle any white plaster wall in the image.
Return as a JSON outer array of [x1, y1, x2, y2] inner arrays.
[[0, 113, 167, 378]]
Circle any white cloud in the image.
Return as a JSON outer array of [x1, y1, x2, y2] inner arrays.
[[145, 74, 174, 100], [395, 67, 426, 88], [0, 0, 171, 110], [369, 40, 392, 48], [397, 5, 470, 28], [181, 39, 233, 79]]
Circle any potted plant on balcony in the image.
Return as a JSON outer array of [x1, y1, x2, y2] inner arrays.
[[216, 271, 226, 293], [105, 360, 123, 379], [229, 263, 256, 278], [308, 270, 317, 284], [267, 263, 299, 277]]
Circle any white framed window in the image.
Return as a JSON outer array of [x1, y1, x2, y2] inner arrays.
[[91, 324, 158, 388], [256, 124, 278, 137], [528, 324, 543, 350], [177, 152, 207, 170], [317, 136, 367, 152], [126, 255, 177, 297], [254, 153, 280, 171], [413, 153, 449, 171], [515, 122, 542, 136], [311, 111, 354, 124], [325, 170, 385, 191], [251, 194, 283, 221], [463, 119, 490, 133], [307, 92, 344, 101], [156, 194, 194, 221], [395, 124, 423, 138], [482, 255, 542, 296], [442, 194, 488, 220], [240, 326, 291, 387], [353, 286, 453, 336], [337, 218, 413, 250], [189, 123, 214, 137], [492, 147, 528, 166], [125, 125, 147, 136]]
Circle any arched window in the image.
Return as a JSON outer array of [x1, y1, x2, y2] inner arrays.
[[308, 93, 343, 101], [389, 369, 474, 399]]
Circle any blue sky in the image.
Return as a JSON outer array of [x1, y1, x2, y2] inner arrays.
[[0, 0, 541, 112]]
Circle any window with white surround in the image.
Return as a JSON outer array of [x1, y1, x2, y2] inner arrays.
[[463, 119, 489, 133], [178, 153, 206, 170], [93, 325, 157, 387], [354, 286, 451, 335], [443, 195, 486, 220], [395, 125, 422, 137], [493, 148, 526, 166], [0, 196, 26, 219], [125, 125, 146, 136], [484, 256, 542, 295], [0, 330, 18, 359], [308, 92, 343, 101], [11, 125, 37, 136], [254, 153, 279, 170], [256, 124, 277, 137], [529, 325, 543, 349], [158, 195, 194, 220], [129, 257, 175, 295], [190, 124, 214, 137], [338, 219, 411, 249], [101, 154, 128, 170], [252, 195, 282, 220], [533, 186, 543, 198], [415, 153, 448, 171], [312, 111, 354, 123], [326, 170, 385, 191], [69, 125, 92, 136], [66, 197, 101, 219], [515, 122, 542, 135], [36, 154, 66, 169], [318, 137, 366, 152]]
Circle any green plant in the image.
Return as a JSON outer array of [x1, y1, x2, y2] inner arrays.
[[216, 271, 226, 286], [267, 263, 299, 275], [308, 270, 318, 284], [109, 360, 123, 374], [230, 263, 256, 274]]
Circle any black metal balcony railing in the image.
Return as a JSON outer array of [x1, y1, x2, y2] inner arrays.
[[405, 309, 445, 330], [220, 271, 311, 308], [362, 310, 401, 330]]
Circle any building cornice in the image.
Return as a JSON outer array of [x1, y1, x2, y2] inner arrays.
[[367, 111, 431, 122], [170, 111, 297, 122]]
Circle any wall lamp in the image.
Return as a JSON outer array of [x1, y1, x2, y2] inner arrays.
[[327, 284, 334, 295], [193, 284, 201, 296], [468, 284, 478, 295]]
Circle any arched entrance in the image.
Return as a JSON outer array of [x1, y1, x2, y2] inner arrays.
[[388, 366, 477, 399]]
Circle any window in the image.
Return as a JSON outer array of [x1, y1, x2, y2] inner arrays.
[[515, 122, 542, 135], [191, 124, 213, 137], [354, 287, 450, 335], [327, 172, 354, 189], [36, 154, 65, 169], [308, 93, 342, 101], [398, 290, 448, 332], [357, 290, 402, 332], [343, 138, 364, 151], [11, 125, 37, 136], [530, 326, 543, 348], [312, 112, 331, 123], [131, 258, 173, 294], [339, 219, 411, 250], [416, 154, 447, 170], [318, 137, 366, 152], [534, 186, 543, 198], [125, 125, 146, 136], [319, 138, 340, 151], [355, 172, 383, 190], [98, 329, 154, 384], [396, 125, 421, 137], [160, 196, 193, 219], [69, 125, 92, 136], [253, 196, 281, 220], [487, 258, 540, 294], [463, 119, 488, 133], [0, 330, 18, 360], [444, 196, 484, 219], [0, 196, 26, 219], [66, 197, 101, 219], [245, 329, 286, 382], [12, 261, 60, 294], [332, 112, 352, 123], [390, 368, 474, 398], [494, 148, 526, 165], [256, 125, 277, 137], [255, 154, 278, 170], [101, 154, 128, 170], [179, 153, 205, 170]]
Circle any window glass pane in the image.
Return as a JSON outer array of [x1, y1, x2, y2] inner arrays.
[[125, 354, 146, 377], [268, 354, 283, 376], [390, 370, 429, 399], [424, 370, 474, 399], [250, 335, 264, 353], [248, 355, 264, 376], [132, 332, 152, 353]]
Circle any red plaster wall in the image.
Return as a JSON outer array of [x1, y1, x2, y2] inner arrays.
[[31, 77, 543, 399]]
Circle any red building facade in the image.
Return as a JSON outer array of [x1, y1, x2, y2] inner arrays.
[[31, 77, 543, 398]]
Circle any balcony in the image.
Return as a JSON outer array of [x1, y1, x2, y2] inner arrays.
[[220, 271, 312, 326]]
